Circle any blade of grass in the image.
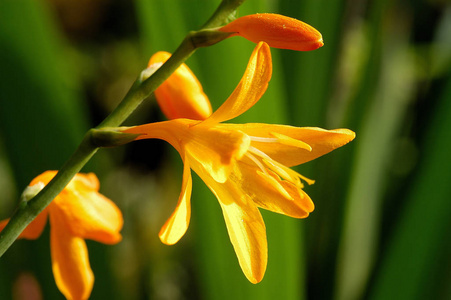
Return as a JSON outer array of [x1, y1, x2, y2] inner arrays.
[[279, 1, 348, 299], [369, 70, 451, 300], [336, 32, 415, 300]]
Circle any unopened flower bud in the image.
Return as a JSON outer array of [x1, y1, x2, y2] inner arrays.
[[219, 13, 324, 51], [148, 52, 212, 120]]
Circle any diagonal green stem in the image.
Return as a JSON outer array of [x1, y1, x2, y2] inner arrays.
[[98, 35, 195, 128], [0, 0, 246, 257], [202, 0, 246, 28]]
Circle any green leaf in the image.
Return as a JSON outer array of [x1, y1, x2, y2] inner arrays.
[[369, 71, 451, 300]]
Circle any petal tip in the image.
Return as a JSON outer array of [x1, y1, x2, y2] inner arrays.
[[158, 232, 179, 246], [246, 270, 265, 284]]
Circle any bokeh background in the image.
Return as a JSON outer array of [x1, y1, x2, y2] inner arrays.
[[1, 0, 450, 299]]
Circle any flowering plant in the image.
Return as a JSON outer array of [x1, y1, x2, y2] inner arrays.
[[0, 1, 355, 298]]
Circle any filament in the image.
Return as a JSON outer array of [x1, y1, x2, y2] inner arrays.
[[245, 151, 268, 175], [249, 136, 279, 143]]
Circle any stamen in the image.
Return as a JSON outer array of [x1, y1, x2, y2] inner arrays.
[[249, 145, 314, 187], [298, 174, 315, 185], [256, 170, 293, 200], [245, 152, 268, 175], [248, 145, 272, 160], [248, 134, 312, 152], [269, 132, 312, 151], [262, 157, 303, 187], [249, 136, 279, 143]]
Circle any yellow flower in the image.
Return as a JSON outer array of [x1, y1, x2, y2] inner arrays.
[[219, 13, 324, 51], [124, 42, 355, 283], [0, 171, 123, 300], [147, 51, 212, 120]]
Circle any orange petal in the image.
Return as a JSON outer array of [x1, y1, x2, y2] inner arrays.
[[159, 153, 193, 245], [149, 51, 212, 120], [220, 13, 324, 51], [0, 209, 48, 240], [29, 170, 57, 186], [50, 208, 94, 300], [202, 42, 272, 125], [70, 172, 100, 191], [54, 174, 123, 244], [229, 124, 356, 167]]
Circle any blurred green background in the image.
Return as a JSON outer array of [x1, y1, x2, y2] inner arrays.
[[1, 0, 450, 299]]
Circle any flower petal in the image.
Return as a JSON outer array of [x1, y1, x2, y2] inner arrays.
[[220, 13, 324, 51], [30, 170, 57, 186], [54, 173, 123, 244], [159, 153, 193, 245], [0, 210, 48, 240], [126, 119, 251, 183], [186, 125, 250, 183], [70, 172, 100, 191], [228, 124, 356, 167], [202, 42, 272, 125], [218, 190, 267, 284], [124, 119, 190, 154], [50, 208, 94, 300], [238, 161, 313, 218], [149, 51, 212, 120], [198, 166, 267, 284]]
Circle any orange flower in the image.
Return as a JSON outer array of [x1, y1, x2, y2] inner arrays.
[[146, 51, 212, 120], [220, 13, 324, 51], [0, 171, 123, 300], [124, 42, 355, 283]]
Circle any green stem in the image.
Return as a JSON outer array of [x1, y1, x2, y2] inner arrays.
[[0, 133, 97, 256], [203, 0, 247, 28], [98, 35, 196, 128], [0, 0, 246, 257]]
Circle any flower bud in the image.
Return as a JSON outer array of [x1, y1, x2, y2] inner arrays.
[[148, 52, 212, 120], [219, 13, 323, 51]]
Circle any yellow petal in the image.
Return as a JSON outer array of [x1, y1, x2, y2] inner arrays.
[[218, 193, 267, 284], [123, 119, 190, 154], [239, 162, 313, 218], [230, 124, 356, 167], [54, 174, 123, 244], [186, 125, 250, 183], [202, 42, 272, 125], [125, 119, 251, 183], [149, 51, 212, 120], [198, 167, 267, 284], [71, 172, 100, 191], [50, 208, 94, 300], [0, 209, 48, 240], [159, 153, 192, 245]]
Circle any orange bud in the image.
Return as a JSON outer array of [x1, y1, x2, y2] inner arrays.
[[148, 52, 212, 120], [219, 13, 323, 51]]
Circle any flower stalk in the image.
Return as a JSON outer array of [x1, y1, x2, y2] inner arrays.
[[0, 0, 249, 257]]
